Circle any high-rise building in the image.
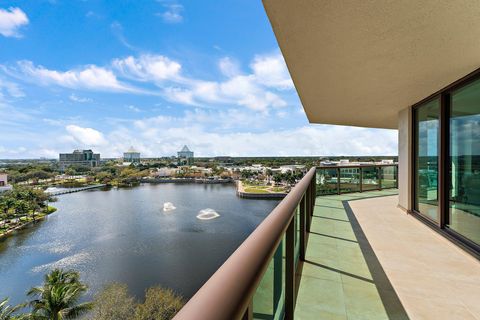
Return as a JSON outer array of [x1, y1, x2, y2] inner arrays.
[[177, 145, 194, 165], [123, 146, 141, 163], [59, 149, 100, 170]]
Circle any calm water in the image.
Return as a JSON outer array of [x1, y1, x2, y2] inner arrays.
[[0, 183, 279, 304]]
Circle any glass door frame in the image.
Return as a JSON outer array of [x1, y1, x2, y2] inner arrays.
[[411, 68, 480, 257]]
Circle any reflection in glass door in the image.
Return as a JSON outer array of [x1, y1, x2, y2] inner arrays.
[[448, 79, 480, 245], [414, 98, 440, 222]]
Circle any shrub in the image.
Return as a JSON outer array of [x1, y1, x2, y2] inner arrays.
[[135, 287, 185, 320], [89, 283, 136, 320]]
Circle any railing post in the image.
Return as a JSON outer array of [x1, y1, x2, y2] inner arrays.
[[359, 167, 363, 193], [378, 166, 382, 190], [300, 195, 306, 260], [285, 219, 295, 320], [337, 167, 340, 194], [312, 174, 316, 207], [305, 187, 312, 232]]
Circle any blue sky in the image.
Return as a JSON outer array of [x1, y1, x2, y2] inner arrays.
[[0, 0, 397, 159]]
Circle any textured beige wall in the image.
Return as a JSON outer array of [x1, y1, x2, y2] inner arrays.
[[398, 107, 411, 211], [263, 0, 480, 129]]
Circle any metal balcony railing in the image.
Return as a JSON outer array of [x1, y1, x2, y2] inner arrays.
[[316, 164, 398, 195], [173, 167, 317, 320]]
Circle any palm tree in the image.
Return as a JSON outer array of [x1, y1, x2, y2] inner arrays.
[[27, 269, 93, 320], [0, 298, 26, 320]]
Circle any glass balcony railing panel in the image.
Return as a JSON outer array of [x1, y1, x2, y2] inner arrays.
[[252, 237, 285, 320], [362, 166, 379, 191], [339, 167, 360, 193], [316, 168, 339, 195], [381, 166, 397, 189]]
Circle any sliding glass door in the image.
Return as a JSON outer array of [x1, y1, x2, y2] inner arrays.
[[414, 98, 440, 222], [413, 74, 480, 251], [448, 79, 480, 245]]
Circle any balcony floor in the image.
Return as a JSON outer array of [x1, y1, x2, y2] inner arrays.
[[295, 190, 480, 320]]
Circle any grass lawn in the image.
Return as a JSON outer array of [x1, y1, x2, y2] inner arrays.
[[243, 185, 287, 194], [270, 187, 286, 193]]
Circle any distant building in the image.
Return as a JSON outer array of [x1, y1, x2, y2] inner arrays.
[[177, 145, 194, 165], [124, 146, 141, 163], [0, 173, 12, 192], [59, 149, 100, 170], [214, 156, 234, 166]]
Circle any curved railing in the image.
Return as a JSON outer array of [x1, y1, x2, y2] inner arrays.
[[173, 167, 317, 320]]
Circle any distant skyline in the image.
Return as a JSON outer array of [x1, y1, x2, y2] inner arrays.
[[0, 1, 397, 159]]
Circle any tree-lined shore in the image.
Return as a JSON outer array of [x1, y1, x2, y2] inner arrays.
[[0, 187, 56, 237]]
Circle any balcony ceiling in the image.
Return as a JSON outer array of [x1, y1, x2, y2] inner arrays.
[[263, 0, 480, 129]]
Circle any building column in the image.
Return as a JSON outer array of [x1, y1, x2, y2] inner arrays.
[[398, 106, 412, 212]]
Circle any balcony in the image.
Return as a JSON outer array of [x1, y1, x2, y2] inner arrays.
[[174, 167, 480, 320]]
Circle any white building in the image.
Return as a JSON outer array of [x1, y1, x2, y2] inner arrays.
[[0, 173, 12, 192], [123, 146, 141, 164]]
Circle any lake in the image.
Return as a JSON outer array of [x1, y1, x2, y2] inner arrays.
[[0, 183, 279, 305]]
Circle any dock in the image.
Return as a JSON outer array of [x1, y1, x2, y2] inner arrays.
[[46, 184, 106, 196]]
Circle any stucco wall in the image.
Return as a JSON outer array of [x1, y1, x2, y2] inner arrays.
[[398, 107, 411, 211]]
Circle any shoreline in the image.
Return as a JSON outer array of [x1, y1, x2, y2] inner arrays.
[[236, 181, 288, 199], [141, 178, 233, 184], [0, 206, 56, 240]]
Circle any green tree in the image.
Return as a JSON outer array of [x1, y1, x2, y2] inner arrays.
[[14, 200, 29, 218], [89, 283, 136, 320], [27, 269, 92, 320], [134, 287, 185, 320], [0, 298, 26, 320]]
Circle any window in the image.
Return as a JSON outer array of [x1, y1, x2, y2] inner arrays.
[[448, 78, 480, 245], [414, 98, 440, 222]]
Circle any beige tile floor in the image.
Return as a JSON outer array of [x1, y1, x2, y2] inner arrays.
[[295, 190, 480, 320], [295, 190, 406, 320], [350, 195, 480, 320]]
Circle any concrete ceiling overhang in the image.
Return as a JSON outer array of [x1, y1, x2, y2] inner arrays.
[[262, 0, 480, 129]]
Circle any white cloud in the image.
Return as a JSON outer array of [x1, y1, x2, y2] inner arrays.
[[69, 94, 92, 103], [251, 53, 294, 90], [76, 110, 396, 158], [65, 125, 107, 147], [157, 3, 184, 24], [0, 7, 29, 38], [110, 21, 138, 51], [0, 107, 398, 159], [162, 87, 196, 105], [218, 57, 241, 77], [1, 50, 295, 112], [0, 78, 24, 99], [112, 54, 182, 82], [10, 61, 138, 93], [127, 105, 141, 112]]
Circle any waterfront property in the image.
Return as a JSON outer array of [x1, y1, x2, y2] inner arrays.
[[173, 2, 480, 319], [59, 150, 101, 171]]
